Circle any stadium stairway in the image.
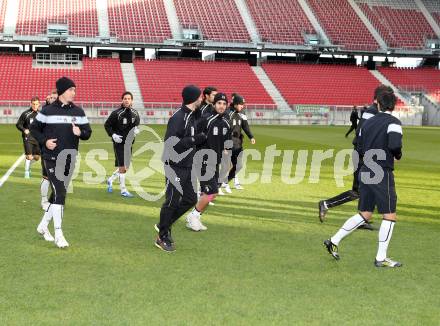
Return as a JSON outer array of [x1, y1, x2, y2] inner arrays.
[[414, 0, 440, 39], [3, 0, 18, 34], [298, 0, 331, 45], [163, 0, 182, 40], [234, 0, 261, 43], [120, 62, 145, 110], [369, 70, 410, 105], [347, 0, 387, 50], [96, 0, 110, 38], [251, 66, 290, 111]]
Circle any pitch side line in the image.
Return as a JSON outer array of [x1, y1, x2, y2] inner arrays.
[[0, 155, 25, 188]]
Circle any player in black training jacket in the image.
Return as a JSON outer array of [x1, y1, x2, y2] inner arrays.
[[345, 106, 359, 138], [200, 86, 217, 117], [224, 95, 255, 192], [30, 77, 92, 248], [318, 85, 391, 226], [16, 96, 41, 179], [185, 93, 231, 231], [104, 91, 140, 198], [324, 86, 403, 268], [154, 85, 207, 252]]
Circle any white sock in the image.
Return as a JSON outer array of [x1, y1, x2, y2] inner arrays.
[[191, 207, 201, 218], [331, 213, 366, 246], [376, 220, 395, 261], [119, 173, 127, 192], [108, 169, 119, 183], [40, 179, 50, 201], [25, 159, 31, 172], [52, 204, 64, 237], [38, 204, 53, 229], [234, 177, 240, 185]]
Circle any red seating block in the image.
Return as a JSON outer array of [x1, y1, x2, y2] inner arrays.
[[107, 0, 172, 43], [174, 0, 250, 43], [246, 0, 315, 45], [263, 63, 381, 106], [0, 55, 125, 102], [133, 59, 273, 106]]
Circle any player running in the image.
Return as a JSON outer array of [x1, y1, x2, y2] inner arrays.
[[154, 85, 206, 252], [324, 86, 403, 268], [31, 77, 92, 248], [318, 86, 391, 227], [185, 93, 231, 231], [16, 97, 42, 179], [223, 95, 255, 192], [104, 91, 140, 198]]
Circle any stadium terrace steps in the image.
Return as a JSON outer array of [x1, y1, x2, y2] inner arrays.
[[307, 0, 380, 51], [422, 0, 440, 30], [378, 66, 440, 103], [163, 0, 182, 40], [245, 0, 323, 45], [120, 63, 145, 110], [414, 0, 440, 39], [234, 0, 261, 43], [251, 66, 290, 111], [369, 70, 410, 105], [297, 0, 331, 45], [346, 0, 388, 50], [2, 0, 18, 34], [355, 0, 436, 49], [96, 0, 110, 38]]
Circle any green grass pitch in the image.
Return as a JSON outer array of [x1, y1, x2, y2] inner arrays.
[[0, 124, 439, 325]]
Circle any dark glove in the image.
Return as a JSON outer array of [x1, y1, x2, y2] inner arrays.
[[193, 132, 207, 145]]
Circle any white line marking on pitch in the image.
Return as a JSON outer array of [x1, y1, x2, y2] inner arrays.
[[0, 155, 25, 188]]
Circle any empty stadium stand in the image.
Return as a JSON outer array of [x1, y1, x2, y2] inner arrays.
[[307, 0, 380, 51], [133, 59, 274, 106], [246, 0, 315, 45], [173, 0, 250, 43], [356, 0, 436, 49], [0, 55, 125, 102], [107, 0, 172, 43], [378, 66, 440, 102], [15, 0, 99, 37], [262, 63, 381, 106]]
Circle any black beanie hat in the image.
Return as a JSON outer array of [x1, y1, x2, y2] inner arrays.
[[233, 95, 245, 106], [182, 85, 201, 105], [56, 77, 76, 96], [213, 92, 228, 104]]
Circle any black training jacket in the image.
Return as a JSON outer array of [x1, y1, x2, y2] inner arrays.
[[30, 100, 92, 161]]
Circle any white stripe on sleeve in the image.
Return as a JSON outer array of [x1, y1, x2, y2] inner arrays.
[[387, 123, 403, 134]]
